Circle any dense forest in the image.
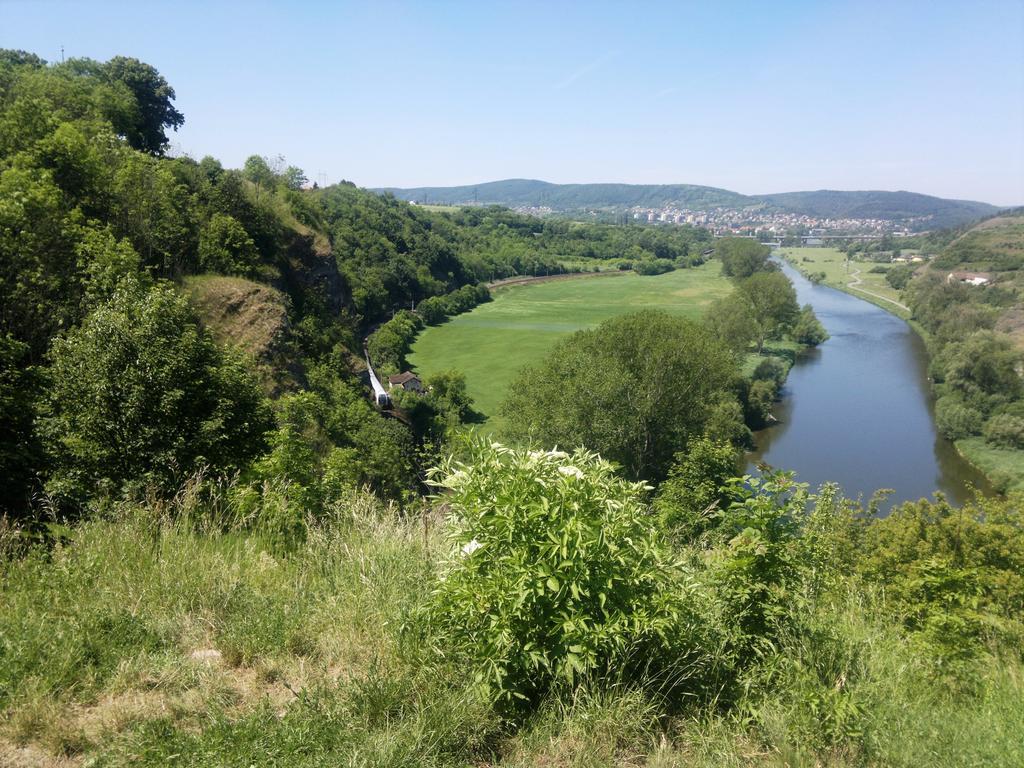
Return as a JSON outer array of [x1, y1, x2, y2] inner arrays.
[[1, 51, 1022, 767], [0, 49, 710, 518]]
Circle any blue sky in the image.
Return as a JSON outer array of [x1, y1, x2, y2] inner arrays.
[[3, 0, 1022, 204]]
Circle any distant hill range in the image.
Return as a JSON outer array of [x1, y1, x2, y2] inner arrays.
[[373, 179, 1002, 229]]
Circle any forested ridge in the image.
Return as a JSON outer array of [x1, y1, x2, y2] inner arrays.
[[1, 50, 1022, 767], [376, 179, 1000, 228], [0, 49, 710, 516]]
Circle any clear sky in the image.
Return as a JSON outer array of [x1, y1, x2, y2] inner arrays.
[[3, 0, 1023, 205]]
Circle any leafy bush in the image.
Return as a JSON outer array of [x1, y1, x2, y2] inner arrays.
[[198, 212, 260, 276], [752, 357, 787, 388], [40, 281, 272, 507], [935, 396, 984, 440], [500, 311, 743, 480], [744, 378, 778, 429], [422, 441, 707, 708], [983, 413, 1024, 449], [633, 258, 674, 276], [654, 437, 738, 541], [792, 304, 829, 346]]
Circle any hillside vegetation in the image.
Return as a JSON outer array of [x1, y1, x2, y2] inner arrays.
[[873, 211, 1024, 491], [376, 179, 999, 228], [1, 48, 1022, 767]]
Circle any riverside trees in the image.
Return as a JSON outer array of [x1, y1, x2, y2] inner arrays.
[[499, 311, 743, 481]]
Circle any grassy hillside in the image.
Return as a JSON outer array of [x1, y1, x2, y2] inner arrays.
[[408, 263, 732, 426], [899, 211, 1024, 491], [2, 485, 1021, 767]]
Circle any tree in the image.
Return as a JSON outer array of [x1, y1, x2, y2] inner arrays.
[[282, 166, 307, 190], [500, 311, 743, 481], [40, 281, 271, 506], [425, 369, 473, 421], [0, 335, 42, 517], [716, 238, 772, 278], [736, 271, 799, 352], [243, 155, 275, 202], [654, 437, 739, 541], [935, 396, 983, 440], [704, 295, 758, 353], [102, 56, 184, 154], [198, 213, 259, 276], [792, 304, 829, 346]]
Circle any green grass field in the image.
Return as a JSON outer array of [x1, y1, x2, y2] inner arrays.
[[957, 437, 1024, 494], [781, 247, 910, 317], [408, 263, 732, 427]]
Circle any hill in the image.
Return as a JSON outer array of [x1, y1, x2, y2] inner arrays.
[[759, 189, 999, 228], [375, 179, 1001, 228], [374, 178, 753, 211]]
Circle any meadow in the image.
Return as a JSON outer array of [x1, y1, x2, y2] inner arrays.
[[780, 247, 910, 317], [408, 262, 733, 426]]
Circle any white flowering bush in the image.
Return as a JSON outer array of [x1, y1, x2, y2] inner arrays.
[[422, 439, 705, 707]]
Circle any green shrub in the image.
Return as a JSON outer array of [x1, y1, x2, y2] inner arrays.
[[752, 357, 787, 388], [935, 396, 984, 440], [983, 413, 1024, 449], [654, 437, 738, 541], [198, 213, 260, 277], [792, 304, 829, 346], [633, 258, 674, 276], [40, 281, 272, 507], [421, 440, 707, 708]]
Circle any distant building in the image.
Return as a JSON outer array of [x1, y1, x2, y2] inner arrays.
[[946, 271, 992, 287], [388, 371, 424, 393]]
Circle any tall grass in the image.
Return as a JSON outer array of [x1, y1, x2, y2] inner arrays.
[[1, 484, 1021, 766]]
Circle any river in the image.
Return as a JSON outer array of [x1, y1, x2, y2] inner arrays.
[[746, 258, 990, 508]]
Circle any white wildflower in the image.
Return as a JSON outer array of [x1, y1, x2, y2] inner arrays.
[[547, 449, 569, 459], [558, 465, 584, 479], [461, 538, 482, 556]]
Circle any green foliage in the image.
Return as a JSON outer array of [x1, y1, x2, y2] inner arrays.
[[735, 271, 800, 352], [0, 335, 42, 516], [708, 472, 808, 667], [367, 309, 423, 375], [654, 437, 738, 541], [935, 395, 984, 440], [422, 441, 705, 708], [983, 413, 1024, 449], [703, 294, 758, 352], [198, 212, 260, 276], [886, 263, 914, 290], [791, 304, 829, 346], [424, 369, 473, 421], [40, 281, 272, 507], [633, 257, 675, 275], [716, 237, 772, 278], [744, 378, 779, 429], [500, 310, 743, 480], [857, 493, 1024, 673], [751, 357, 787, 388]]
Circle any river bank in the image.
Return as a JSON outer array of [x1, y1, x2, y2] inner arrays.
[[777, 248, 1024, 494], [748, 258, 991, 506], [779, 247, 911, 319]]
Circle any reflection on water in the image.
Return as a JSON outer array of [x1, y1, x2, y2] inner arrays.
[[746, 259, 990, 509]]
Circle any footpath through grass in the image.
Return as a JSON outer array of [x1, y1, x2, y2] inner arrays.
[[781, 247, 910, 318], [408, 262, 732, 428]]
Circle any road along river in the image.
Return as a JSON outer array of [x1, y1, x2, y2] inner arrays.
[[747, 259, 990, 508]]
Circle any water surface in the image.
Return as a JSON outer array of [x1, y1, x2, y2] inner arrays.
[[746, 259, 989, 507]]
